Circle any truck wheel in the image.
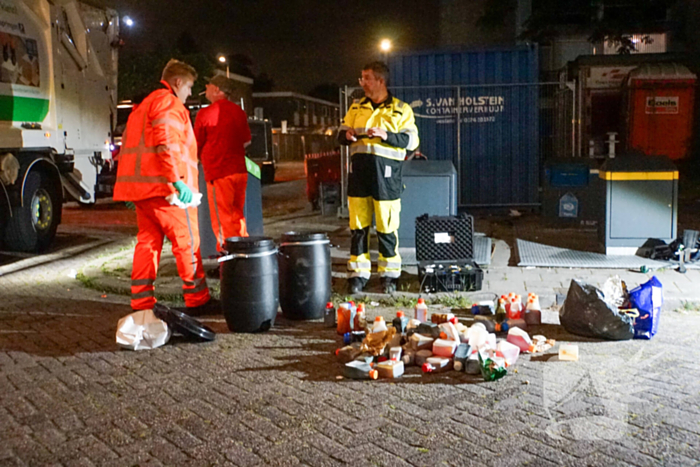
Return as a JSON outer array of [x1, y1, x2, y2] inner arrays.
[[4, 171, 61, 252]]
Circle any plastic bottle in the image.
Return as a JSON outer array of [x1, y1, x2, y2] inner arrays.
[[324, 302, 336, 328], [506, 327, 533, 352], [495, 298, 507, 323], [415, 298, 428, 322], [453, 343, 471, 372], [508, 296, 522, 320], [335, 344, 361, 363], [392, 311, 409, 334], [343, 331, 366, 345], [422, 356, 452, 373], [371, 316, 388, 333], [355, 303, 366, 331], [499, 318, 528, 333], [343, 361, 378, 380], [336, 303, 355, 335], [474, 316, 497, 333], [524, 294, 542, 326], [497, 340, 520, 366], [389, 346, 402, 361]]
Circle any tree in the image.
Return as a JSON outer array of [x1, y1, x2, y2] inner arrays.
[[482, 0, 679, 53]]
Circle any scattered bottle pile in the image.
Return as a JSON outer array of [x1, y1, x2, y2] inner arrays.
[[330, 293, 557, 382]]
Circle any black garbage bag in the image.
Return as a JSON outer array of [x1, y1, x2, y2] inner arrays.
[[560, 279, 634, 340]]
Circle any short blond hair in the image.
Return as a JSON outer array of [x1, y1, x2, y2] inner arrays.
[[161, 59, 197, 84]]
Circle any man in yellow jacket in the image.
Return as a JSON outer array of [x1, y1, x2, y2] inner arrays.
[[338, 61, 419, 294]]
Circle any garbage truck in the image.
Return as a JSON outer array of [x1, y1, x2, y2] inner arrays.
[[0, 0, 119, 251]]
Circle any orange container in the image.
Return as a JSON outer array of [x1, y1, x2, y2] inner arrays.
[[624, 63, 697, 160]]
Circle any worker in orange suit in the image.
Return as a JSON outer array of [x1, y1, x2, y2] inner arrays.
[[113, 59, 219, 316], [194, 75, 252, 250]]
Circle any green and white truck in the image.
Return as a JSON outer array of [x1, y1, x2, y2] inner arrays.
[[0, 0, 118, 251]]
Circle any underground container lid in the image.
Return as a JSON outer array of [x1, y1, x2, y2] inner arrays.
[[153, 304, 216, 341]]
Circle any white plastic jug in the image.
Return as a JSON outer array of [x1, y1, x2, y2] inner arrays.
[[497, 340, 520, 366]]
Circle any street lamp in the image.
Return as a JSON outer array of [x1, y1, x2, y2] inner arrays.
[[379, 39, 392, 63], [122, 16, 134, 28], [217, 54, 229, 78]]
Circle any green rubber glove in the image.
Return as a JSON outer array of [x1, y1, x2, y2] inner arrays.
[[125, 201, 136, 211], [172, 181, 193, 204]]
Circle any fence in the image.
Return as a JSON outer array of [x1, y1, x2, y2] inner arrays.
[[340, 83, 574, 208], [272, 133, 339, 162]]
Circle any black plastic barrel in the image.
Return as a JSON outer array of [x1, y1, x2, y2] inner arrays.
[[220, 237, 278, 332], [278, 232, 331, 320]]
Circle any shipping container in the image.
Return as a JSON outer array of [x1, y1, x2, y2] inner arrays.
[[386, 46, 541, 207]]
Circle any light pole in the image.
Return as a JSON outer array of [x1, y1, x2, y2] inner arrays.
[[217, 54, 229, 78], [379, 39, 392, 63]]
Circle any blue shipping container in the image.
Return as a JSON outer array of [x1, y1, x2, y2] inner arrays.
[[387, 46, 540, 207]]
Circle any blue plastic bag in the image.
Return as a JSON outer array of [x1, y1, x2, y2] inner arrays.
[[629, 276, 663, 339]]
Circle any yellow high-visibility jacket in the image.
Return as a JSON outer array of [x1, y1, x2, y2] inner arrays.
[[339, 94, 419, 161]]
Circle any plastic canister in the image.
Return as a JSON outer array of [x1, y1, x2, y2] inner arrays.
[[414, 350, 433, 367], [220, 237, 278, 333], [432, 339, 458, 357], [343, 361, 378, 380], [278, 232, 331, 320], [415, 298, 428, 322], [438, 322, 460, 341], [524, 294, 542, 326], [474, 316, 497, 333], [410, 333, 434, 351], [377, 360, 404, 378], [467, 325, 489, 349], [389, 346, 402, 361], [465, 352, 481, 374], [401, 348, 416, 366], [423, 356, 452, 373], [559, 344, 579, 361], [506, 327, 533, 352], [497, 340, 520, 366]]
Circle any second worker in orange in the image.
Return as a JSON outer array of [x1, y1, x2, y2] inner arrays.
[[194, 75, 252, 250]]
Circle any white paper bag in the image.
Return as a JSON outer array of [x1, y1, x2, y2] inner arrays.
[[116, 309, 171, 350]]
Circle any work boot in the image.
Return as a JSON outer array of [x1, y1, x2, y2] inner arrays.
[[177, 298, 221, 317], [383, 278, 397, 295], [347, 277, 367, 294]]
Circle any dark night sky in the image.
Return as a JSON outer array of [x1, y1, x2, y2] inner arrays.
[[93, 0, 441, 94]]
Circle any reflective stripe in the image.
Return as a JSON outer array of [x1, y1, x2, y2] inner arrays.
[[131, 290, 155, 299], [211, 183, 225, 247], [117, 175, 172, 184], [400, 128, 419, 151], [347, 261, 371, 270], [339, 124, 351, 131], [152, 117, 186, 132], [350, 271, 371, 280], [183, 281, 208, 294], [379, 270, 401, 279], [378, 260, 402, 269], [185, 210, 196, 276], [350, 144, 405, 160], [183, 277, 206, 287], [131, 278, 155, 286]]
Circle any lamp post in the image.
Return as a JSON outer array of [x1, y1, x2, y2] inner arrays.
[[217, 54, 229, 78], [379, 39, 392, 63]]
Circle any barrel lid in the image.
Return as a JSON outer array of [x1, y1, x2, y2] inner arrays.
[[280, 231, 328, 243], [153, 304, 216, 341], [225, 236, 275, 252]]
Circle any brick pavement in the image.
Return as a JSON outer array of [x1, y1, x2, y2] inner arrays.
[[2, 240, 700, 466]]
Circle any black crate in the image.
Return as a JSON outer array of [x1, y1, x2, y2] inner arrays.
[[415, 213, 474, 261], [418, 260, 483, 293]]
